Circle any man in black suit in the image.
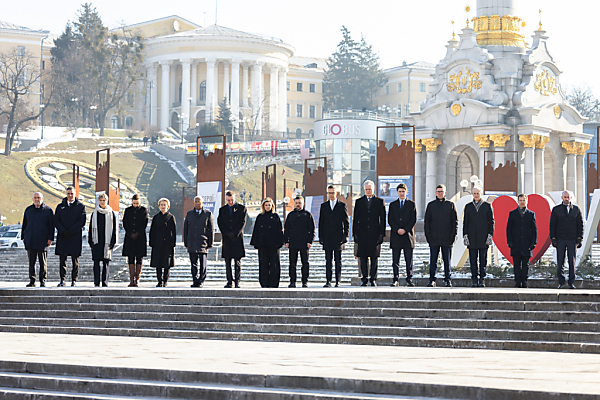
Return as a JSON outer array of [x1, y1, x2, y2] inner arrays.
[[463, 186, 494, 287], [184, 196, 214, 288], [284, 196, 315, 288], [353, 180, 386, 287], [217, 191, 247, 288], [424, 184, 458, 287], [506, 193, 537, 288], [319, 185, 349, 287], [550, 191, 584, 289], [388, 183, 416, 287]]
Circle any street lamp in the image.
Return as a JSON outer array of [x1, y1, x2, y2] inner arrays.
[[188, 97, 193, 133], [179, 113, 186, 144], [460, 175, 480, 194], [89, 105, 97, 134], [39, 104, 45, 140]]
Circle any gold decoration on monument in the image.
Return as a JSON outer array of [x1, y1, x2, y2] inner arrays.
[[451, 103, 462, 116], [561, 141, 586, 155], [465, 6, 471, 28], [447, 68, 482, 94], [535, 136, 550, 149], [519, 134, 538, 148], [534, 70, 558, 96], [489, 133, 511, 148], [474, 135, 491, 148], [472, 14, 526, 47], [554, 105, 562, 118], [421, 138, 443, 152], [577, 143, 590, 156], [412, 139, 423, 152]]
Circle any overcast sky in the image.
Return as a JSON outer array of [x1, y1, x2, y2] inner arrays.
[[5, 0, 600, 93]]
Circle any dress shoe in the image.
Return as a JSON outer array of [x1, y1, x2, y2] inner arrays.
[[235, 282, 240, 288], [568, 283, 576, 289], [471, 282, 478, 288], [360, 282, 368, 287], [558, 284, 565, 289], [406, 281, 415, 287], [323, 282, 331, 288], [40, 283, 46, 287], [390, 281, 399, 287], [478, 279, 485, 288], [302, 283, 308, 288], [94, 285, 100, 287], [334, 282, 340, 287], [288, 282, 296, 288], [71, 282, 76, 287], [191, 283, 200, 288], [156, 283, 163, 287], [26, 282, 35, 287], [427, 281, 436, 287], [102, 284, 108, 287], [445, 281, 452, 288], [521, 281, 528, 288], [370, 282, 377, 287], [224, 283, 233, 288], [57, 281, 65, 287]]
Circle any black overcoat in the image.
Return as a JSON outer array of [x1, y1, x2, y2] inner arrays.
[[550, 204, 584, 241], [149, 212, 176, 268], [183, 208, 214, 254], [506, 208, 537, 257], [22, 203, 54, 252], [353, 196, 386, 257], [283, 208, 315, 249], [217, 203, 247, 259], [463, 201, 495, 249], [388, 198, 416, 249], [424, 198, 458, 247], [54, 198, 86, 256], [318, 200, 349, 251], [122, 205, 149, 258], [250, 211, 284, 249]]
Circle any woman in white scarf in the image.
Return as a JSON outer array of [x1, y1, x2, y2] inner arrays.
[[88, 193, 117, 287]]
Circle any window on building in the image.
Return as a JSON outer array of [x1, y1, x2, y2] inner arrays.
[[296, 104, 303, 118], [308, 129, 314, 137], [125, 116, 134, 128], [178, 83, 182, 103], [420, 83, 426, 92], [385, 86, 389, 95], [297, 82, 303, 92], [295, 128, 302, 138], [287, 81, 290, 91], [309, 83, 315, 93], [309, 105, 316, 119], [199, 81, 206, 102], [16, 46, 25, 57], [397, 83, 402, 92], [287, 103, 290, 117]]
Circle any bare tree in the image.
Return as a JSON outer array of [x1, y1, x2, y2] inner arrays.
[[567, 85, 600, 122], [0, 49, 51, 156]]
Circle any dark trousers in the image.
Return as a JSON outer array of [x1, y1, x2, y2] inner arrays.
[[324, 249, 342, 283], [59, 255, 79, 282], [513, 255, 529, 285], [127, 255, 143, 265], [27, 250, 47, 284], [361, 256, 379, 284], [392, 247, 414, 283], [258, 247, 280, 288], [190, 252, 208, 285], [429, 245, 452, 282], [156, 267, 170, 286], [556, 239, 577, 285], [289, 248, 309, 284], [225, 258, 242, 284], [93, 260, 110, 286], [468, 247, 487, 282]]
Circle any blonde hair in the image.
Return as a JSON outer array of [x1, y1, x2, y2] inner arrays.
[[97, 193, 108, 201], [261, 197, 275, 214], [158, 197, 170, 208]]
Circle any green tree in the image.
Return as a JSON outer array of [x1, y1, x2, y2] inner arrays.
[[215, 98, 233, 138], [322, 26, 387, 111], [51, 3, 144, 136]]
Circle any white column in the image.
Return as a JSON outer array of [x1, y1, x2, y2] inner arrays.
[[251, 62, 264, 134], [205, 58, 216, 123], [577, 153, 585, 209], [180, 59, 191, 133], [214, 61, 220, 104], [278, 67, 287, 133], [222, 62, 229, 104], [566, 152, 577, 195], [191, 62, 198, 104], [535, 147, 545, 195], [159, 61, 171, 132], [269, 66, 279, 133], [170, 63, 177, 106], [242, 64, 249, 108], [230, 60, 240, 133], [414, 145, 423, 219], [423, 139, 441, 204], [147, 64, 158, 127], [137, 79, 144, 129], [524, 147, 535, 194]]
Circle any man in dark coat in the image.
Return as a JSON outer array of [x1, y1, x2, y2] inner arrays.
[[425, 184, 458, 287], [122, 194, 149, 287], [184, 196, 214, 288], [319, 185, 349, 287], [22, 192, 54, 287], [388, 183, 416, 287], [217, 191, 247, 288], [463, 187, 494, 287], [54, 186, 87, 287], [353, 180, 386, 287], [284, 196, 315, 288], [550, 190, 584, 289], [506, 193, 537, 288]]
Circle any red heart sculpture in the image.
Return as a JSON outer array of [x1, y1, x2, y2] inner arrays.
[[492, 194, 554, 265]]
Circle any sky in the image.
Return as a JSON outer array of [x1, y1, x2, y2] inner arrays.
[[5, 0, 600, 94]]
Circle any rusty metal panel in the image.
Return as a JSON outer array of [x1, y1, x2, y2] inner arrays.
[[181, 186, 195, 235], [265, 164, 277, 204], [197, 135, 226, 204], [484, 151, 518, 195], [72, 164, 80, 198], [304, 157, 327, 203]]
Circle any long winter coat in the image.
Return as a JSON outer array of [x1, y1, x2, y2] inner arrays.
[[388, 198, 416, 249], [87, 210, 117, 261], [506, 208, 537, 257], [149, 211, 177, 268], [54, 198, 86, 256], [353, 196, 386, 258], [550, 203, 584, 241], [318, 200, 349, 251], [424, 198, 458, 247], [183, 208, 214, 254], [217, 203, 247, 259], [250, 211, 284, 249], [22, 203, 54, 252], [284, 208, 315, 249], [122, 205, 149, 258], [463, 201, 495, 249]]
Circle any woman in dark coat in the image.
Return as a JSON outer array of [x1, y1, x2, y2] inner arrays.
[[149, 198, 176, 287], [122, 194, 149, 287], [88, 194, 117, 287], [250, 198, 284, 288]]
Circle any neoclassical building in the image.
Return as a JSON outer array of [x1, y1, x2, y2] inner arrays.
[[408, 0, 590, 218]]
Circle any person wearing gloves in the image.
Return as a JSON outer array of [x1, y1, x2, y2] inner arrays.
[[88, 193, 117, 287], [550, 191, 583, 289], [463, 187, 494, 287]]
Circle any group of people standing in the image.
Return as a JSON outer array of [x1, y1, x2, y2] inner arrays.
[[20, 181, 584, 289]]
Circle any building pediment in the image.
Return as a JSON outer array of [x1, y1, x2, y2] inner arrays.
[[410, 98, 509, 130]]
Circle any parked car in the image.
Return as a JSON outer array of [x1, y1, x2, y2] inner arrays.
[[0, 230, 24, 249]]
